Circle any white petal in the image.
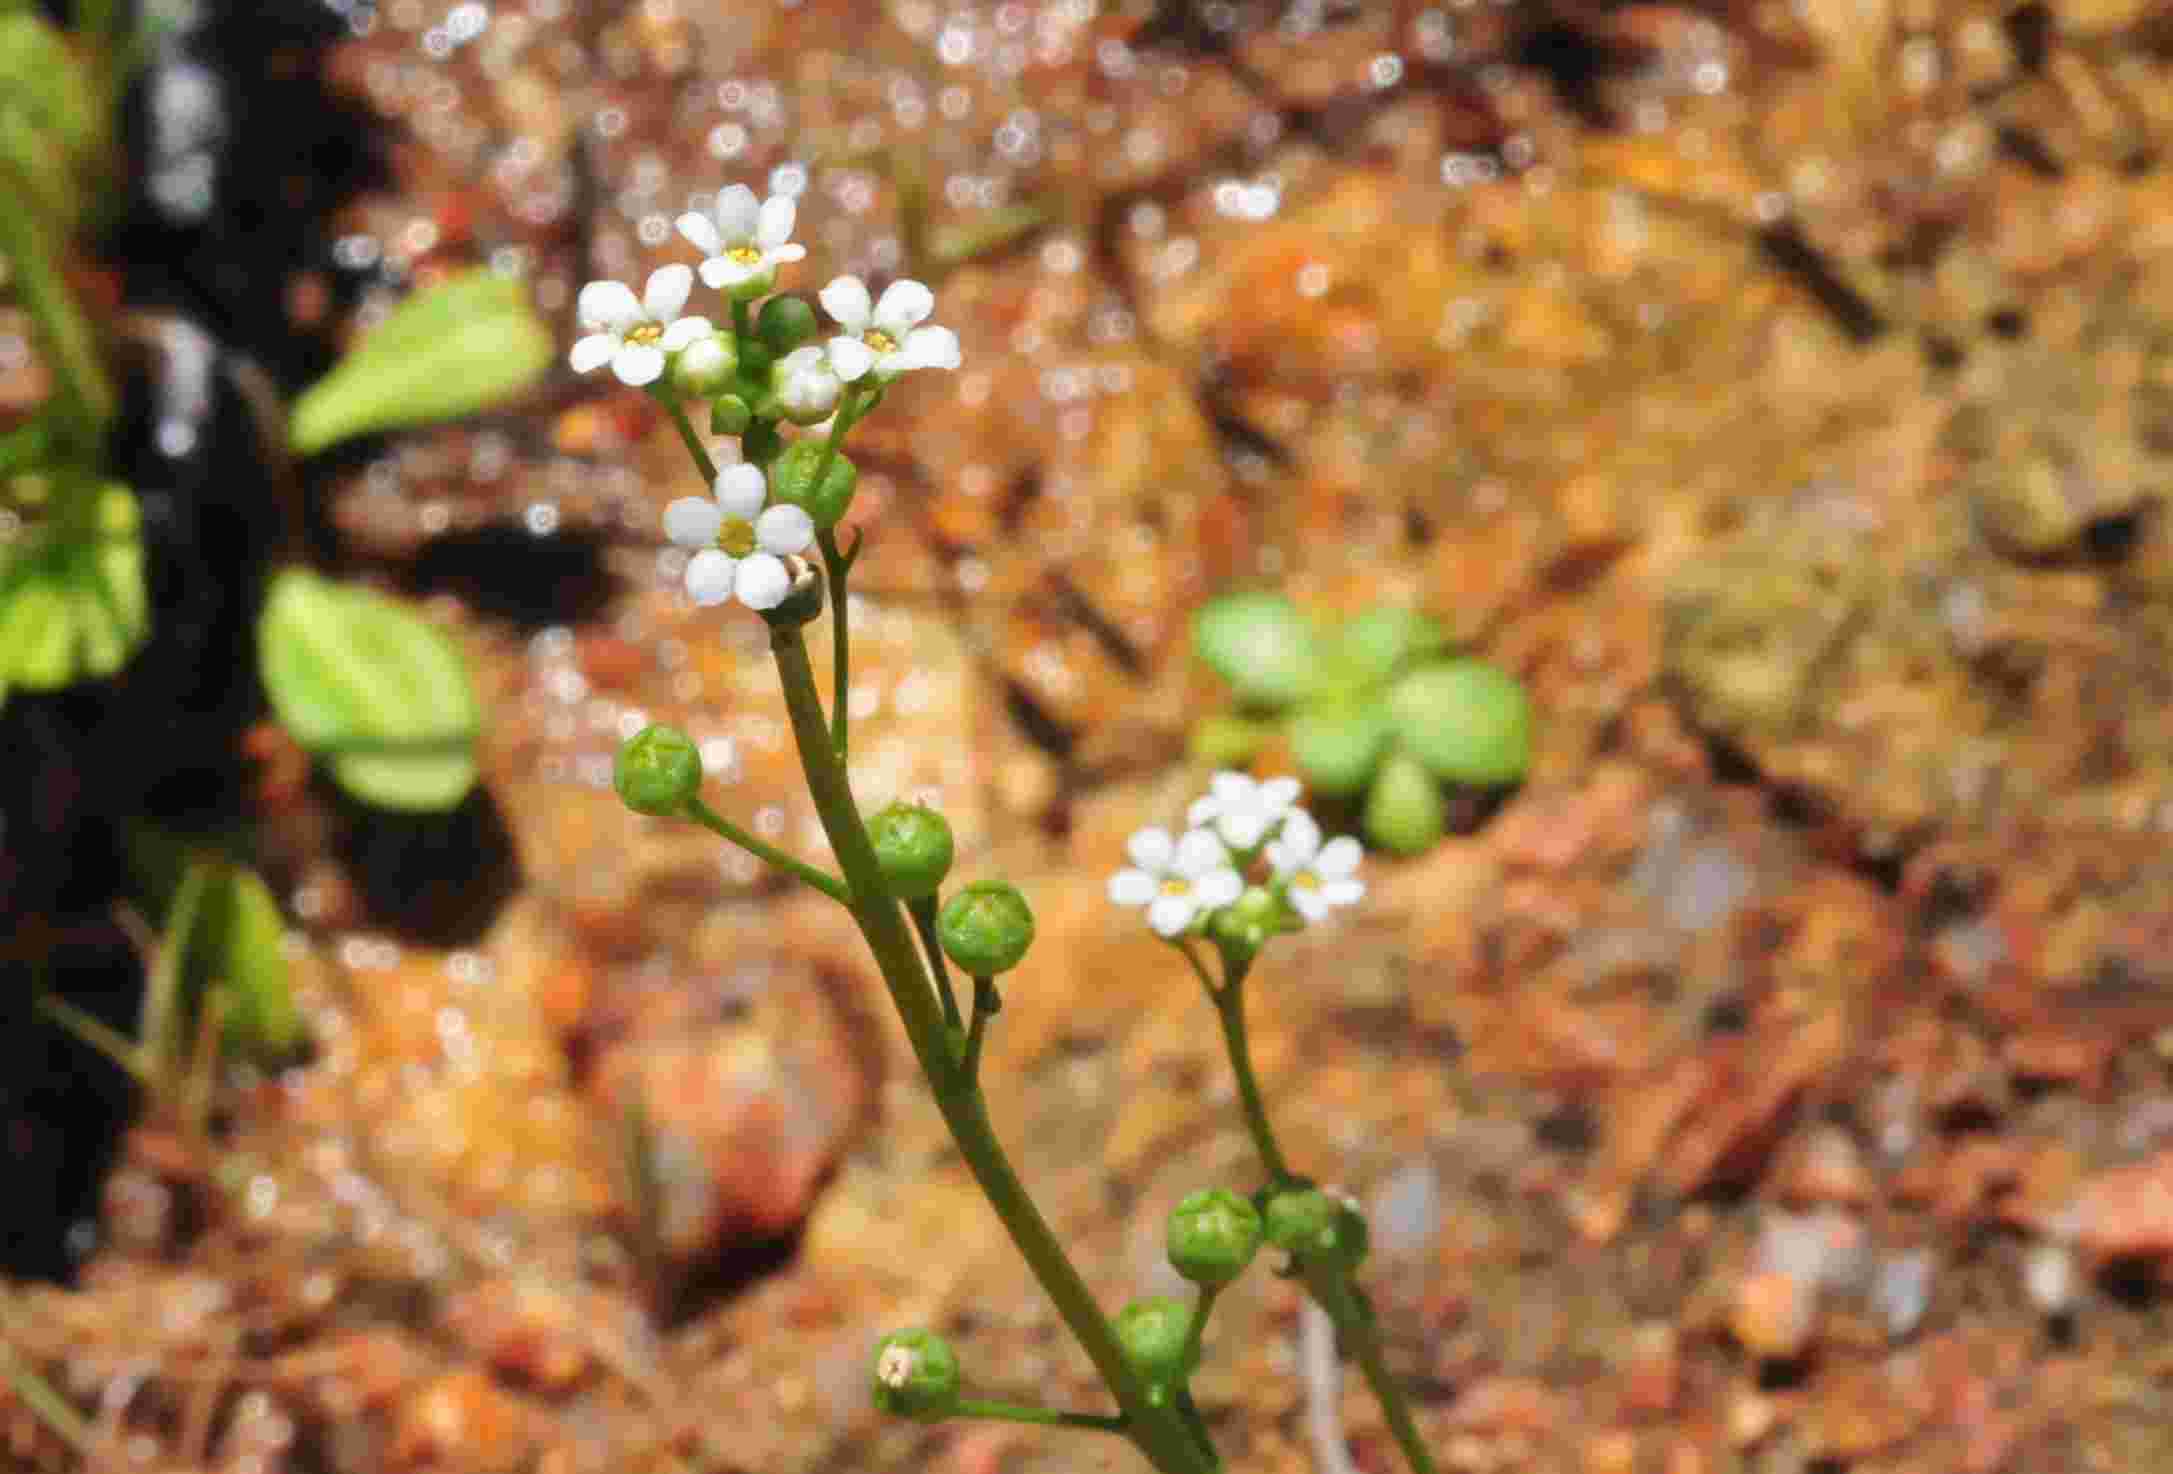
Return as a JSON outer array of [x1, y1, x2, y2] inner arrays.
[[1316, 836, 1364, 878], [819, 274, 873, 332], [676, 211, 723, 256], [1109, 869, 1157, 908], [643, 264, 693, 321], [685, 550, 738, 605], [1173, 828, 1231, 878], [873, 278, 935, 334], [660, 315, 712, 351], [713, 463, 768, 519], [1192, 868, 1243, 909], [1288, 886, 1330, 923], [734, 553, 791, 610], [1320, 878, 1365, 908], [697, 257, 734, 290], [1209, 771, 1256, 804], [1126, 826, 1175, 872], [569, 333, 618, 374], [663, 496, 723, 549], [825, 335, 876, 383], [897, 325, 961, 372], [709, 256, 760, 289], [576, 279, 642, 334], [1218, 811, 1269, 850], [755, 503, 815, 555], [1276, 810, 1323, 865], [612, 343, 666, 386], [1260, 777, 1302, 811], [767, 242, 807, 264], [714, 184, 760, 240], [1186, 794, 1221, 827], [755, 192, 797, 247], [1147, 894, 1197, 938]]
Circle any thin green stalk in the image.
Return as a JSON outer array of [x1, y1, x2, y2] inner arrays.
[[768, 624, 1216, 1474], [962, 974, 996, 1080], [1177, 1283, 1221, 1381], [34, 991, 147, 1084], [817, 527, 853, 758], [1210, 973, 1290, 1183], [955, 1399, 1129, 1435], [682, 795, 849, 903], [0, 1332, 95, 1460], [0, 167, 112, 442], [654, 393, 718, 484], [732, 299, 753, 343], [908, 895, 965, 1030]]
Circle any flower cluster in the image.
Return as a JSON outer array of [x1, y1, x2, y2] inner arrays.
[[1109, 771, 1364, 941], [567, 183, 962, 611]]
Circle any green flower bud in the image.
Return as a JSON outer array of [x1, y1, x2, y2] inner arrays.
[[1207, 884, 1288, 966], [769, 439, 859, 531], [867, 801, 954, 899], [759, 294, 820, 355], [938, 880, 1035, 976], [673, 331, 739, 396], [1114, 1297, 1199, 1386], [615, 725, 702, 816], [710, 394, 752, 436], [1167, 1188, 1262, 1287], [871, 1329, 961, 1423], [1263, 1185, 1368, 1269]]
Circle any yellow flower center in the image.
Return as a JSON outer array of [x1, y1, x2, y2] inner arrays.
[[1292, 871, 1321, 891], [862, 328, 898, 355], [727, 243, 765, 267], [716, 517, 756, 558], [1159, 877, 1191, 897], [626, 322, 664, 345]]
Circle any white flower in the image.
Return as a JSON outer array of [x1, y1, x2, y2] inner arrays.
[[677, 185, 806, 296], [1266, 809, 1365, 923], [772, 345, 843, 423], [1108, 827, 1243, 938], [569, 266, 697, 387], [819, 275, 962, 383], [663, 463, 816, 611], [1187, 771, 1303, 850]]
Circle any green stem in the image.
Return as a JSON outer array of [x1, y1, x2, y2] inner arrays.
[[1177, 1283, 1221, 1383], [908, 895, 964, 1030], [0, 1330, 95, 1460], [1301, 1264, 1437, 1474], [732, 298, 753, 343], [1211, 970, 1290, 1183], [818, 527, 852, 759], [962, 974, 997, 1080], [955, 1400, 1130, 1435], [682, 796, 850, 903], [0, 164, 112, 444], [34, 992, 147, 1085], [655, 392, 718, 484], [767, 624, 1216, 1474]]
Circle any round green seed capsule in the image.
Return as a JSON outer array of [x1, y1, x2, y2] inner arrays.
[[759, 294, 820, 355], [871, 1329, 961, 1423], [937, 880, 1035, 976], [1263, 1185, 1367, 1268], [867, 801, 954, 899], [1167, 1188, 1262, 1287], [1114, 1297, 1199, 1385], [768, 439, 859, 531], [614, 725, 702, 816]]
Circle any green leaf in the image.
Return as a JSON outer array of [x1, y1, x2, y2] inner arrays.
[[258, 568, 482, 811], [289, 269, 552, 455], [189, 860, 303, 1061], [0, 477, 148, 699], [1386, 659, 1534, 788], [1191, 591, 1323, 711], [1188, 712, 1273, 766], [1364, 748, 1446, 856], [1289, 696, 1390, 797], [1329, 605, 1446, 685]]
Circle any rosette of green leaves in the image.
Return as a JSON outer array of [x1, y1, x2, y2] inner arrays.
[[1190, 593, 1533, 855], [0, 473, 149, 708]]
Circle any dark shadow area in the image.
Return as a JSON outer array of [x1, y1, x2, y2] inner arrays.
[[407, 522, 620, 630], [334, 783, 523, 947]]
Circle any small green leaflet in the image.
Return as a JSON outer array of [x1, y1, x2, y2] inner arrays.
[[258, 568, 482, 811], [288, 268, 552, 455], [0, 476, 148, 706]]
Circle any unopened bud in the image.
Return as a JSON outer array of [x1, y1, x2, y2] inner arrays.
[[1167, 1188, 1262, 1287], [1114, 1297, 1199, 1386], [938, 880, 1035, 976], [868, 801, 954, 899], [769, 439, 858, 531], [871, 1329, 960, 1422], [614, 725, 702, 816]]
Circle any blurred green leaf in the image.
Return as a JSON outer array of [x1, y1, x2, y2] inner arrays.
[[1364, 748, 1445, 856], [0, 476, 147, 701], [289, 269, 551, 455], [1386, 659, 1533, 788], [1289, 696, 1390, 797], [258, 568, 482, 811], [189, 860, 302, 1061], [1329, 605, 1446, 685], [1192, 591, 1322, 711], [1188, 712, 1272, 766]]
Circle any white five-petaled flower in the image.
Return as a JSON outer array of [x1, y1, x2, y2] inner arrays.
[[570, 266, 700, 387], [664, 463, 816, 611], [819, 275, 962, 383], [677, 185, 807, 296], [1187, 771, 1303, 851], [1108, 827, 1244, 939], [772, 345, 844, 423], [1265, 809, 1365, 923]]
